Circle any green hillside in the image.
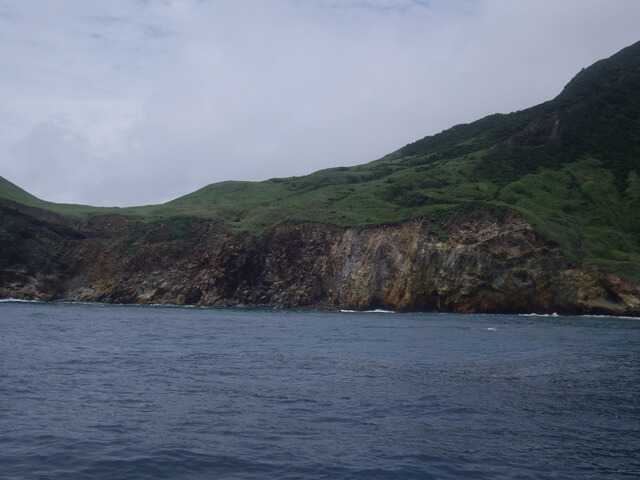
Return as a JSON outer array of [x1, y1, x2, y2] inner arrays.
[[2, 41, 640, 280]]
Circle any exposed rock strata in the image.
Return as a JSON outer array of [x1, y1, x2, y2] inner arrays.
[[1, 199, 638, 315]]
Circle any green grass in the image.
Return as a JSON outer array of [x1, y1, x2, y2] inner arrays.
[[2, 40, 640, 280]]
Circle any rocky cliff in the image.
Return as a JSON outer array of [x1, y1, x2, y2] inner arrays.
[[2, 198, 638, 315]]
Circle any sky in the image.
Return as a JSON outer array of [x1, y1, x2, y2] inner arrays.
[[1, 0, 639, 207]]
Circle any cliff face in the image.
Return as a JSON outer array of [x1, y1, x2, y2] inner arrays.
[[2, 199, 638, 315]]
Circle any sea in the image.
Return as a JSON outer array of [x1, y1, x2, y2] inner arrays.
[[1, 301, 638, 480]]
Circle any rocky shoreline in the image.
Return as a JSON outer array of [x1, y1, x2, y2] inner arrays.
[[1, 199, 639, 316]]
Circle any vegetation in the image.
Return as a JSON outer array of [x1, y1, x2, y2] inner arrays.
[[2, 40, 640, 280]]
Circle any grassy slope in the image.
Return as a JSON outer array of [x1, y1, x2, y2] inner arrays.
[[2, 41, 639, 279]]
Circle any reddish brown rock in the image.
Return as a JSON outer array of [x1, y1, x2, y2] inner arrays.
[[1, 199, 638, 316]]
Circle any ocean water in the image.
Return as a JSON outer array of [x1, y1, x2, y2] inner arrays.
[[1, 302, 638, 479]]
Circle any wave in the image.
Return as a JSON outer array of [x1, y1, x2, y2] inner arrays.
[[520, 312, 639, 320], [0, 298, 203, 309], [579, 314, 640, 320], [340, 309, 395, 314], [0, 298, 44, 303]]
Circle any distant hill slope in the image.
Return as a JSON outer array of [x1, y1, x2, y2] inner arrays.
[[2, 40, 639, 281]]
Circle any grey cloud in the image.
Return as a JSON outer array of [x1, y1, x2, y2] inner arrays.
[[8, 120, 97, 204], [1, 0, 639, 206]]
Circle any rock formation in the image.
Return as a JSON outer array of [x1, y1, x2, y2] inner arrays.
[[2, 198, 638, 315]]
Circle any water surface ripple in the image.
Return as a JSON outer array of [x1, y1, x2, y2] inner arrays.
[[1, 302, 638, 479]]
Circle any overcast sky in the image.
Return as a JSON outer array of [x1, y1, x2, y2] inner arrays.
[[1, 0, 638, 207]]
